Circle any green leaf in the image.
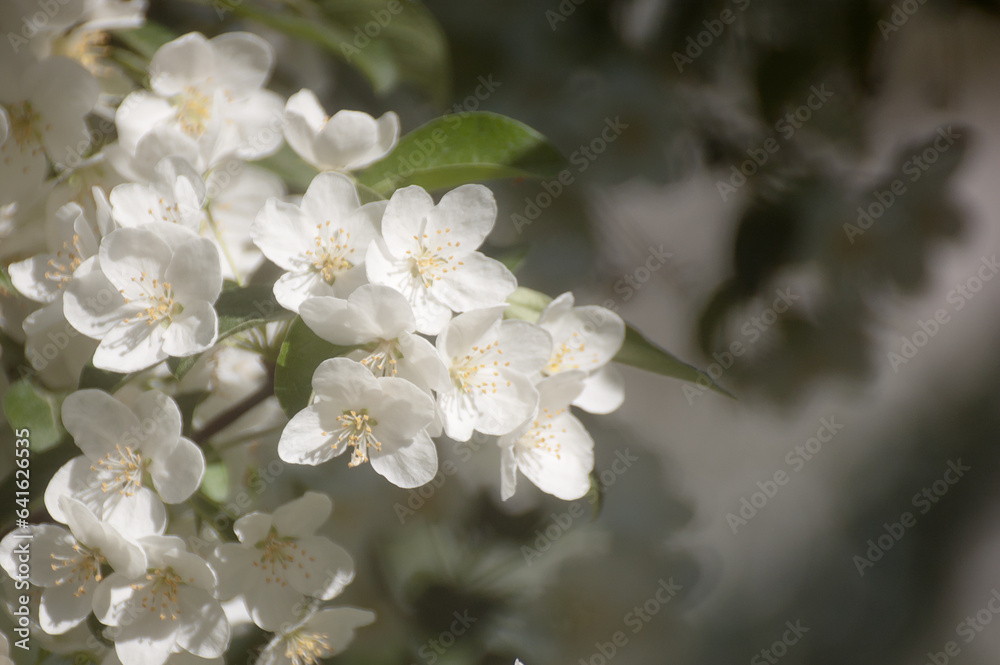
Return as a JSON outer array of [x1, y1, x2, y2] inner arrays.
[[112, 20, 177, 60], [275, 317, 355, 417], [614, 325, 735, 398], [170, 285, 291, 380], [3, 379, 65, 452], [78, 365, 129, 393], [503, 286, 552, 322], [356, 112, 568, 196], [212, 0, 449, 104]]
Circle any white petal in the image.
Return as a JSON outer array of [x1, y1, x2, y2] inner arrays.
[[285, 536, 355, 599], [278, 405, 338, 466], [432, 251, 516, 312], [299, 171, 362, 225], [40, 585, 93, 634], [425, 184, 497, 249], [62, 256, 132, 338], [380, 186, 434, 257], [475, 370, 539, 437], [515, 412, 594, 501], [61, 389, 141, 462], [150, 32, 213, 96], [273, 270, 335, 314], [305, 607, 375, 653], [98, 227, 172, 297], [162, 300, 218, 357], [271, 491, 332, 538], [573, 365, 625, 415], [148, 436, 205, 503], [175, 590, 230, 659], [165, 237, 222, 304], [499, 444, 518, 501], [92, 319, 169, 373], [251, 198, 315, 271], [209, 32, 274, 95], [369, 429, 438, 488]]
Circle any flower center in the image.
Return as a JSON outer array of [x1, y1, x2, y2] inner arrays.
[[131, 567, 190, 621], [45, 234, 86, 289], [252, 528, 315, 587], [57, 30, 111, 76], [50, 542, 104, 598], [360, 339, 401, 377], [121, 273, 179, 326], [520, 406, 568, 458], [327, 408, 381, 467], [304, 223, 354, 284], [405, 230, 463, 288], [544, 334, 590, 375], [449, 341, 510, 395], [5, 101, 44, 154], [91, 444, 146, 496], [174, 86, 213, 137], [284, 631, 333, 665]]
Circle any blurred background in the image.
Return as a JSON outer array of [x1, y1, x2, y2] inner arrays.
[[30, 0, 1000, 663]]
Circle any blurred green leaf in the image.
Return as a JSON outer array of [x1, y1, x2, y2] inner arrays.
[[257, 144, 319, 194], [112, 20, 177, 60], [200, 462, 230, 503], [275, 316, 355, 417], [215, 0, 448, 103], [356, 112, 568, 196], [3, 379, 65, 451], [615, 325, 734, 398], [503, 286, 552, 322]]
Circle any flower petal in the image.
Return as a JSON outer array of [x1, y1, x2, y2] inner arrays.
[[162, 300, 218, 357], [369, 429, 438, 488]]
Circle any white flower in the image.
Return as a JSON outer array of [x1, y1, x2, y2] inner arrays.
[[116, 32, 283, 167], [284, 88, 398, 172], [9, 201, 102, 387], [213, 492, 355, 631], [537, 292, 626, 414], [63, 222, 222, 372], [109, 156, 206, 231], [93, 535, 230, 665], [256, 606, 375, 665], [0, 56, 100, 205], [251, 172, 383, 313], [498, 372, 594, 501], [299, 284, 449, 394], [0, 497, 146, 635], [44, 389, 206, 537], [435, 306, 551, 442], [279, 357, 439, 488], [366, 184, 516, 334]]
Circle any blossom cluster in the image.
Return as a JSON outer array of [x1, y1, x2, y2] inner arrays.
[[0, 1, 628, 662]]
